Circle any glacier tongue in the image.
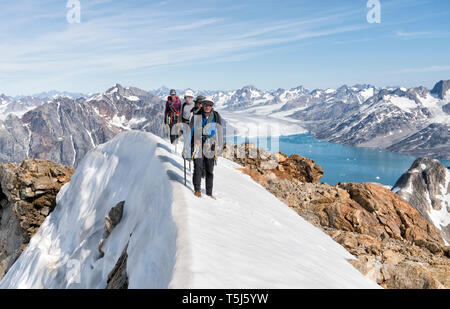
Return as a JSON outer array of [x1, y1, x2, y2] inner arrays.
[[0, 131, 379, 289]]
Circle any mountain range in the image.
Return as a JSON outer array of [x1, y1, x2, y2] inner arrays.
[[0, 84, 163, 166], [150, 80, 450, 160], [0, 80, 449, 167]]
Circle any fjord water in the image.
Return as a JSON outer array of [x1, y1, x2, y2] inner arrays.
[[229, 134, 450, 186]]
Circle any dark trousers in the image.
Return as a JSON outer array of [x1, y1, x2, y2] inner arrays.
[[193, 156, 215, 196], [169, 122, 179, 144]]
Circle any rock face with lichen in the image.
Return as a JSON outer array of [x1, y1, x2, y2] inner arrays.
[[0, 159, 73, 279], [392, 157, 450, 244], [106, 242, 129, 289], [223, 143, 324, 184], [226, 144, 450, 289]]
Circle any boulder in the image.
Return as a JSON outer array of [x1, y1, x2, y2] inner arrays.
[[392, 157, 450, 244], [106, 242, 129, 289], [224, 143, 323, 183], [0, 159, 73, 279], [339, 182, 444, 250]]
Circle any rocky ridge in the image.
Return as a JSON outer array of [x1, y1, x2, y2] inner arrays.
[[0, 159, 73, 279], [225, 143, 450, 289], [392, 157, 450, 244]]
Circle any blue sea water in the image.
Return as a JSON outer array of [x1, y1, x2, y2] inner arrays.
[[227, 134, 450, 186]]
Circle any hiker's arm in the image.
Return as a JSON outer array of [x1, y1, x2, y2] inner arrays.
[[216, 114, 224, 157], [181, 103, 185, 121]]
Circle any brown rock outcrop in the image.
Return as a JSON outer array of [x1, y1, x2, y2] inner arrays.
[[266, 179, 450, 288], [227, 143, 450, 289], [224, 143, 323, 183], [392, 158, 450, 244], [0, 159, 74, 279], [106, 242, 129, 289], [338, 182, 444, 251]]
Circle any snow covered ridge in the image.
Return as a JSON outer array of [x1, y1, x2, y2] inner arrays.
[[0, 131, 176, 288], [0, 131, 379, 289]]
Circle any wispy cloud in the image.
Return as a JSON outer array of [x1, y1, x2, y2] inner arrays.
[[165, 18, 224, 31], [395, 30, 431, 37], [394, 30, 450, 39], [399, 65, 450, 73], [0, 0, 367, 94], [1, 0, 449, 94]]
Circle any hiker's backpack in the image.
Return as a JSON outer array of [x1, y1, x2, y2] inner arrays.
[[166, 97, 181, 124]]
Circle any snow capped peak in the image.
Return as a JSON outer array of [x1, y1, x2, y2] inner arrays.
[[392, 157, 450, 244], [292, 85, 307, 91], [101, 84, 150, 103], [0, 95, 47, 121], [106, 84, 121, 94], [352, 84, 375, 90], [0, 94, 12, 105], [431, 80, 450, 100], [359, 87, 375, 101], [14, 91, 86, 100], [237, 85, 263, 97]]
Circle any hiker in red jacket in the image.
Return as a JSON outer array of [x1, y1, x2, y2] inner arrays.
[[164, 89, 182, 144]]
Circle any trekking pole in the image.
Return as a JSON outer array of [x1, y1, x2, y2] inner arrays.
[[184, 158, 187, 186]]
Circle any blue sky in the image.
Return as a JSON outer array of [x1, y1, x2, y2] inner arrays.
[[1, 0, 449, 95]]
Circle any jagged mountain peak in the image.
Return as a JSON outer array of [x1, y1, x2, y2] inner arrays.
[[0, 94, 12, 103], [106, 83, 125, 94], [241, 85, 258, 90], [16, 90, 86, 100], [337, 85, 349, 91], [351, 84, 376, 91], [392, 157, 450, 244], [431, 80, 450, 100], [98, 84, 153, 103], [287, 85, 308, 93]]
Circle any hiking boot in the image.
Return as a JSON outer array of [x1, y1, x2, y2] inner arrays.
[[194, 190, 202, 198], [207, 194, 216, 200]]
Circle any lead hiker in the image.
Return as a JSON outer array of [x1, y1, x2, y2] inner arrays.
[[164, 89, 182, 144], [186, 97, 223, 199]]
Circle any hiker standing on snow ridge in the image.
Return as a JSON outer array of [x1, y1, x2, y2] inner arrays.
[[187, 97, 223, 199], [164, 89, 182, 144], [181, 90, 195, 125]]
